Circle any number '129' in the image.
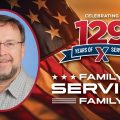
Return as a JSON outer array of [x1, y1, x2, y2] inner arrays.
[[75, 20, 120, 44]]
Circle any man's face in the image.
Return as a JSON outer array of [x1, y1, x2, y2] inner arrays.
[[0, 23, 24, 81]]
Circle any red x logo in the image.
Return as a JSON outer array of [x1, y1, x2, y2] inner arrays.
[[95, 47, 109, 62]]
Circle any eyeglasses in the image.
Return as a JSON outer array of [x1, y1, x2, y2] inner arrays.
[[0, 41, 23, 49]]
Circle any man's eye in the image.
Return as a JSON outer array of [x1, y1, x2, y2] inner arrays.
[[6, 43, 15, 46]]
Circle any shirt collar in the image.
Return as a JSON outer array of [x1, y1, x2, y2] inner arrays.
[[7, 68, 27, 99]]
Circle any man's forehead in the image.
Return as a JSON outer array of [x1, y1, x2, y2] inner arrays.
[[0, 23, 22, 42], [0, 22, 20, 30]]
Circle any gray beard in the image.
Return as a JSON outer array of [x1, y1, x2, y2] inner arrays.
[[0, 67, 18, 82]]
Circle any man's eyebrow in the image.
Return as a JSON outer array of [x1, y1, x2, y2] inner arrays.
[[4, 40, 16, 42]]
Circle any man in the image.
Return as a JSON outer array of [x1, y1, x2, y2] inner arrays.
[[0, 15, 34, 110]]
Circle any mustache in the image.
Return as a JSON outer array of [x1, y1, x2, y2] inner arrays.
[[0, 55, 13, 62]]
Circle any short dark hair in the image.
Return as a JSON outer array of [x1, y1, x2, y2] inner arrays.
[[0, 15, 25, 43]]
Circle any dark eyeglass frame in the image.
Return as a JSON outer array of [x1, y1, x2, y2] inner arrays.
[[0, 41, 24, 49]]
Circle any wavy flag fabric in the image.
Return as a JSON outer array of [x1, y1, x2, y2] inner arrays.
[[0, 0, 120, 120]]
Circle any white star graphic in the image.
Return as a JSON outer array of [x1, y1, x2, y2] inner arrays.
[[45, 26, 60, 40], [61, 74, 67, 80], [52, 74, 58, 80], [54, 12, 68, 25], [71, 74, 76, 80]]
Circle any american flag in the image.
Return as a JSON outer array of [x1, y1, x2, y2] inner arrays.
[[0, 0, 120, 120]]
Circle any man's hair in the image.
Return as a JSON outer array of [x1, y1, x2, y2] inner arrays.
[[0, 15, 25, 43]]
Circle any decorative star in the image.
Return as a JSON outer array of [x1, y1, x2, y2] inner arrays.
[[54, 12, 68, 25], [8, 0, 20, 9], [45, 26, 60, 40], [71, 74, 76, 80], [33, 0, 48, 10], [27, 10, 40, 23], [52, 74, 58, 80], [61, 74, 67, 80]]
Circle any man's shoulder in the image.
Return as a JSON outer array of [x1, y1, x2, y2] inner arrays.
[[21, 68, 35, 97], [25, 74, 34, 87], [23, 71, 35, 87]]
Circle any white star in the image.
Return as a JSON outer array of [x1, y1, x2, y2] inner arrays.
[[45, 26, 60, 40], [8, 0, 20, 9], [71, 74, 76, 80], [27, 10, 40, 23], [33, 0, 48, 10], [54, 12, 68, 25], [52, 74, 58, 80], [61, 74, 67, 80]]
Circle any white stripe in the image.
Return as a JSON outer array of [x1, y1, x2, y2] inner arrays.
[[52, 98, 76, 99], [52, 99, 76, 101], [52, 102, 76, 104]]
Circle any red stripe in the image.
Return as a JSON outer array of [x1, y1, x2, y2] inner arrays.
[[31, 85, 83, 120], [2, 105, 38, 120]]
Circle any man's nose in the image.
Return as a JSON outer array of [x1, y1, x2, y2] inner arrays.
[[0, 43, 7, 55]]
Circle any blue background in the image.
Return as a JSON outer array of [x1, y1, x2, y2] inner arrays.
[[0, 11, 39, 79]]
